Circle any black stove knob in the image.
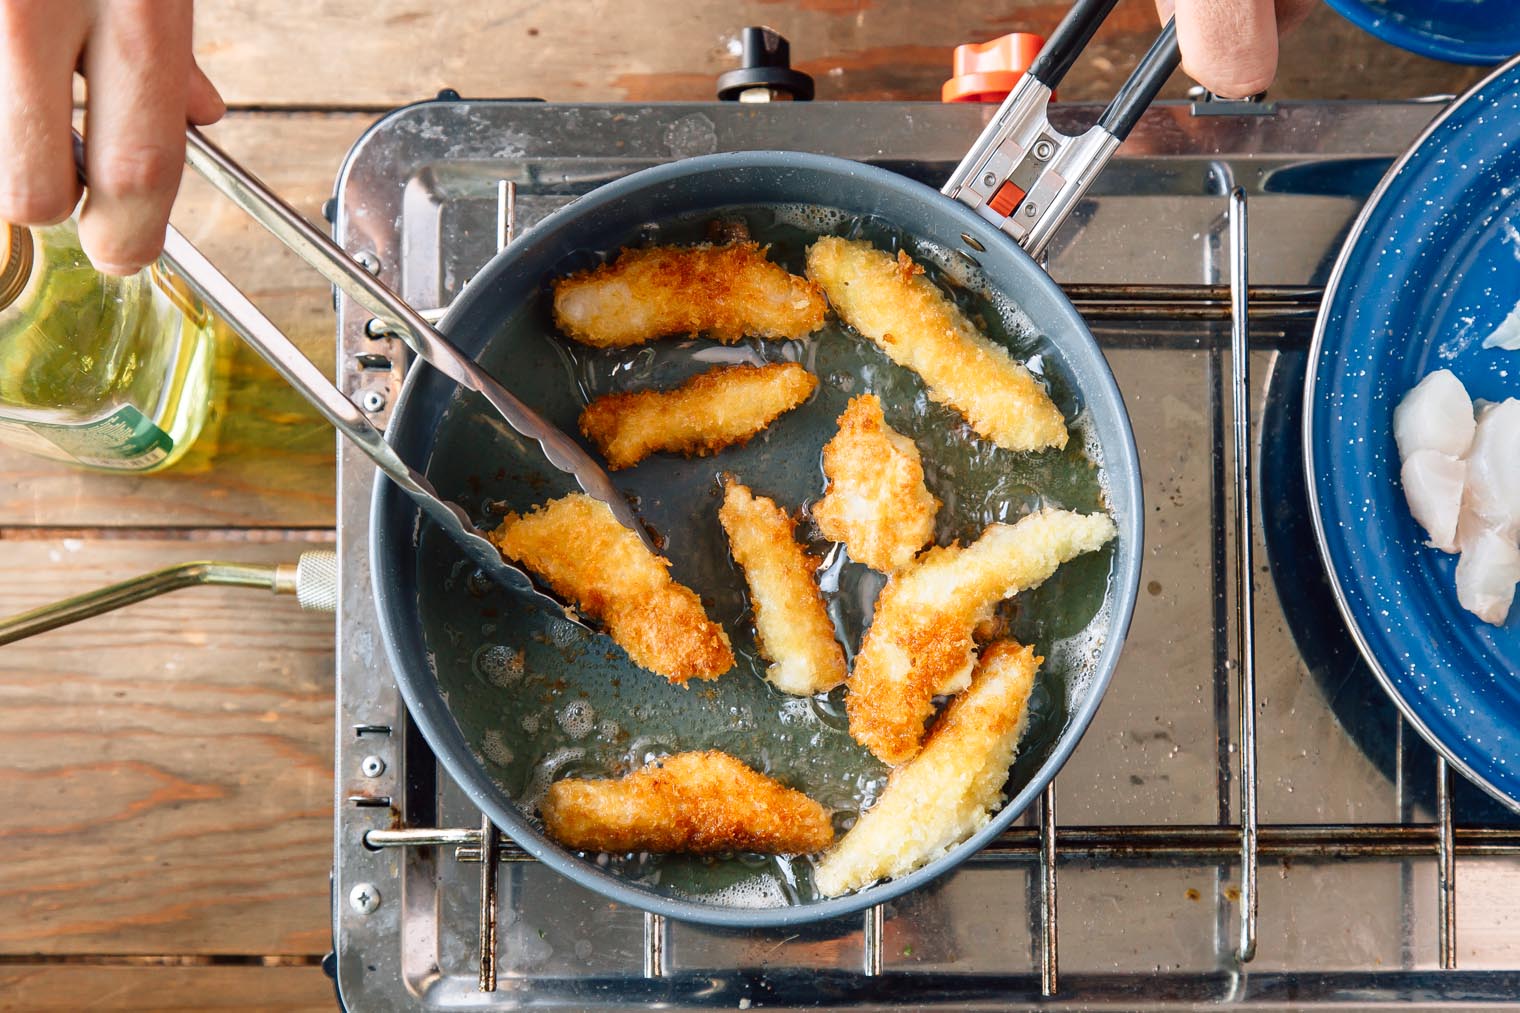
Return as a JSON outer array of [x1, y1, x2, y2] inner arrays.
[[717, 27, 815, 102]]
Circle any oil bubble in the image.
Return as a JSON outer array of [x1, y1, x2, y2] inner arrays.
[[473, 644, 524, 687], [557, 699, 596, 739]]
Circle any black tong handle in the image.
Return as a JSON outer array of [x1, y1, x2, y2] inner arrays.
[[1030, 0, 1182, 141], [1099, 19, 1181, 140], [1028, 0, 1123, 90]]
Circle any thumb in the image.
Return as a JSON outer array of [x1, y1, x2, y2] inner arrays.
[[1168, 0, 1280, 99], [186, 59, 224, 126]]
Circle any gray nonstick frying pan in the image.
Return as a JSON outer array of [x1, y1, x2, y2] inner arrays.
[[13, 0, 1168, 927], [366, 0, 1167, 927]]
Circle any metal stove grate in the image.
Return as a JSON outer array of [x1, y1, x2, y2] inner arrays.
[[330, 99, 1520, 1010]]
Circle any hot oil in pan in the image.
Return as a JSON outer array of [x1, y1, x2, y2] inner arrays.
[[416, 204, 1114, 907]]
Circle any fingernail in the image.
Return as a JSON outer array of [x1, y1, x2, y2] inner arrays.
[[90, 260, 143, 277]]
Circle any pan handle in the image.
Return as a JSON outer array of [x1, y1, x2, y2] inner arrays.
[[942, 2, 1181, 259]]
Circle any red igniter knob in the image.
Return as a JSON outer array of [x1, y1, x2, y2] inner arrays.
[[942, 33, 1046, 103]]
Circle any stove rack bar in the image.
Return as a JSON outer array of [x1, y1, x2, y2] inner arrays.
[[1228, 187, 1259, 965], [1066, 283, 1321, 320], [367, 821, 1520, 862], [354, 184, 1469, 995]]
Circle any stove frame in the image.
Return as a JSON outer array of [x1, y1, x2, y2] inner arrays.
[[329, 97, 1520, 1010]]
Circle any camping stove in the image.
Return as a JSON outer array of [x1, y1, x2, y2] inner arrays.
[[328, 94, 1520, 1010]]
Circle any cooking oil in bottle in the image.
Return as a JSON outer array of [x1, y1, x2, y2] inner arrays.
[[0, 216, 217, 471]]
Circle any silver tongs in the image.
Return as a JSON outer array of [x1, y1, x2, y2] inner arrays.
[[75, 128, 647, 617]]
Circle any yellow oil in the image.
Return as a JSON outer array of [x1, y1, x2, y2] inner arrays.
[[418, 204, 1115, 907], [0, 220, 217, 471]]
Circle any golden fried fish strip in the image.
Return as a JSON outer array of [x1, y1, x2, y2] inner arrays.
[[553, 242, 827, 347], [848, 508, 1115, 764], [541, 750, 835, 855], [579, 362, 816, 470], [806, 236, 1067, 452], [814, 394, 939, 572], [816, 640, 1039, 896], [489, 493, 733, 683], [719, 480, 846, 696]]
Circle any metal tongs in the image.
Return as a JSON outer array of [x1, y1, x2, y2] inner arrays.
[[75, 129, 649, 618], [944, 0, 1181, 259]]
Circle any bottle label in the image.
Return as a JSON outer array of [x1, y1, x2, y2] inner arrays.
[[0, 404, 174, 469]]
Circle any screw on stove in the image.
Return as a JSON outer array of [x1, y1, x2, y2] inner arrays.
[[360, 389, 387, 413], [354, 251, 382, 274], [360, 755, 386, 778], [349, 882, 381, 915]]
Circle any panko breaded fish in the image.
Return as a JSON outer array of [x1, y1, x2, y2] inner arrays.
[[489, 493, 733, 684], [541, 750, 834, 855], [579, 362, 816, 470], [805, 236, 1068, 453], [848, 508, 1116, 764], [814, 394, 939, 572], [553, 242, 827, 348], [816, 640, 1040, 896], [719, 480, 846, 696]]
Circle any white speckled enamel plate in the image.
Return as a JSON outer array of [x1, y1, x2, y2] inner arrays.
[[1307, 57, 1520, 810]]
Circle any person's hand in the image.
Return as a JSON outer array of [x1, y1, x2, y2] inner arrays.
[[1156, 0, 1318, 99], [0, 0, 224, 275]]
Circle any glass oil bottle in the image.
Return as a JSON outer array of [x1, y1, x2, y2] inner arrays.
[[0, 216, 217, 471]]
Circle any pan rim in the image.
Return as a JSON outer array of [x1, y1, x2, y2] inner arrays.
[[371, 150, 1143, 927]]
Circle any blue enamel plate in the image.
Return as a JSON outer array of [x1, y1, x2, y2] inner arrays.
[[1324, 0, 1520, 66], [1307, 56, 1520, 810]]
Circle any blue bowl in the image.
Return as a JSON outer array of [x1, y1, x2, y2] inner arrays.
[[1325, 0, 1520, 65]]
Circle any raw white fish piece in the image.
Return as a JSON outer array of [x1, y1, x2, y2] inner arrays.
[[1454, 529, 1520, 625], [1400, 451, 1466, 552], [1456, 505, 1490, 553], [1393, 369, 1476, 461], [1482, 299, 1520, 351], [1463, 398, 1520, 539]]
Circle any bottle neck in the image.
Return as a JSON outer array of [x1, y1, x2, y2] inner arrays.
[[0, 225, 34, 311]]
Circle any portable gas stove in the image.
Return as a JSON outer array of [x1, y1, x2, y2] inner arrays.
[[326, 80, 1520, 1009]]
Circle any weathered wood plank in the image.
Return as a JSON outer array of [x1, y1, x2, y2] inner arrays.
[[0, 964, 333, 1012], [0, 537, 334, 955], [0, 112, 372, 530], [192, 0, 1484, 107]]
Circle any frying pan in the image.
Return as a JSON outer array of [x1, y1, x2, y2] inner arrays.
[[19, 0, 1163, 926], [362, 0, 1166, 928], [1306, 55, 1520, 811]]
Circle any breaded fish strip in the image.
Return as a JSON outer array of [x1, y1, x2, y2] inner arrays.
[[553, 242, 827, 348], [719, 480, 846, 696], [541, 750, 834, 855], [816, 640, 1040, 896], [814, 394, 939, 572], [489, 493, 733, 683], [806, 236, 1067, 452], [579, 362, 816, 470], [848, 508, 1116, 764]]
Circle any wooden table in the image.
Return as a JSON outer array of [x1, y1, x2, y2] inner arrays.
[[0, 2, 1485, 1008]]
